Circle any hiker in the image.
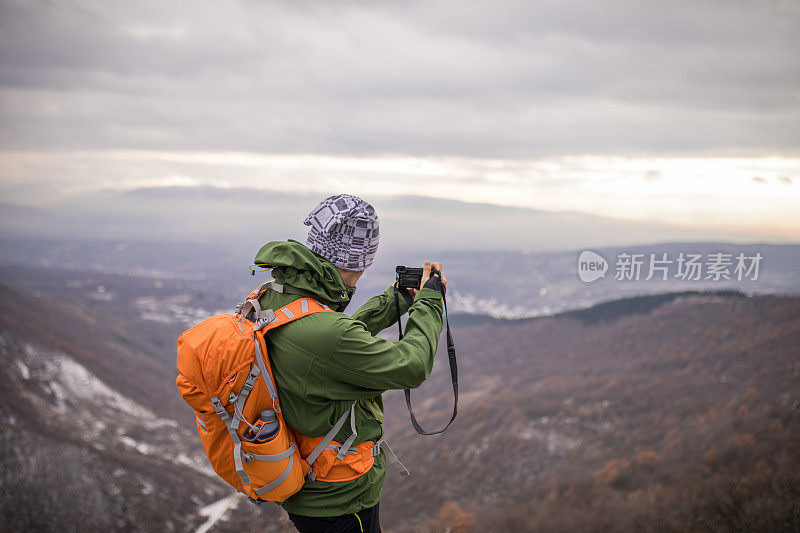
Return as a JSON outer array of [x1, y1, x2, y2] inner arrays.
[[255, 194, 446, 532]]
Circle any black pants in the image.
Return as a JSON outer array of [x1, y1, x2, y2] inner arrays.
[[288, 503, 381, 533]]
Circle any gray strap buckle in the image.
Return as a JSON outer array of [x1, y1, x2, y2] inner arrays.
[[210, 397, 227, 419], [235, 280, 283, 316], [253, 309, 277, 331], [327, 445, 358, 456]]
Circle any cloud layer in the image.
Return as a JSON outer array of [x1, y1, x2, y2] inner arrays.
[[1, 0, 798, 157]]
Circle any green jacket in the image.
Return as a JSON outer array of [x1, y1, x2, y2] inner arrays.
[[253, 240, 444, 517]]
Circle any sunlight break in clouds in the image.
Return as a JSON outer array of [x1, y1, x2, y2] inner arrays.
[[1, 150, 797, 241]]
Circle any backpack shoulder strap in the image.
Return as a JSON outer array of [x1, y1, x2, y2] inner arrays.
[[249, 297, 359, 481], [248, 297, 333, 414], [236, 280, 284, 319], [251, 280, 284, 299], [256, 297, 333, 333]]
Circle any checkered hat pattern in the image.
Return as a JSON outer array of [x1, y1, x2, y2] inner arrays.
[[303, 194, 380, 271]]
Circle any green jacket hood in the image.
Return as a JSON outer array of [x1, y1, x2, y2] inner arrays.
[[253, 239, 355, 311]]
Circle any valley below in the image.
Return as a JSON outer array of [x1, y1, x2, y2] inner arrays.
[[1, 263, 798, 532]]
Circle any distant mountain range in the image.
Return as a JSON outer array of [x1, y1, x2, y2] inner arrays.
[[3, 184, 796, 320], [1, 238, 797, 320], [2, 185, 791, 252]]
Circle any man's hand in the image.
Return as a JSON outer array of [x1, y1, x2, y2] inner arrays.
[[395, 282, 416, 305], [420, 260, 447, 291]]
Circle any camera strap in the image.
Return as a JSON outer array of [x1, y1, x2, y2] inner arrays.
[[394, 280, 458, 435]]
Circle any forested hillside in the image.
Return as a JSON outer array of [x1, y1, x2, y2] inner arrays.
[[1, 266, 797, 532], [380, 292, 800, 531]]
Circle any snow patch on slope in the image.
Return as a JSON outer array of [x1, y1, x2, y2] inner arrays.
[[13, 341, 212, 478], [450, 290, 554, 318], [135, 294, 216, 327], [15, 359, 30, 379], [196, 493, 244, 533], [25, 343, 154, 418]]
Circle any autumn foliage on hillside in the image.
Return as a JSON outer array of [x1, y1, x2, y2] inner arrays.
[[1, 267, 797, 532], [380, 293, 800, 532]]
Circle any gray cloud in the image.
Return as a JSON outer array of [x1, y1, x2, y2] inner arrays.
[[0, 0, 798, 157]]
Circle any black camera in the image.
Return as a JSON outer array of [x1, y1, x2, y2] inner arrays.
[[396, 266, 440, 290], [396, 266, 423, 290]]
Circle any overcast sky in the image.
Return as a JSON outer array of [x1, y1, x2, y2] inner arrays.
[[1, 0, 798, 241]]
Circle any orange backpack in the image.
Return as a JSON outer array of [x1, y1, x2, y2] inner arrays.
[[176, 282, 387, 502]]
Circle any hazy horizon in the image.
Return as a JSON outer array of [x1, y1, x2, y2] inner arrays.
[[2, 185, 798, 256]]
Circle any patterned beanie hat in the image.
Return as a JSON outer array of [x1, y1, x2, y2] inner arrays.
[[304, 194, 380, 271]]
